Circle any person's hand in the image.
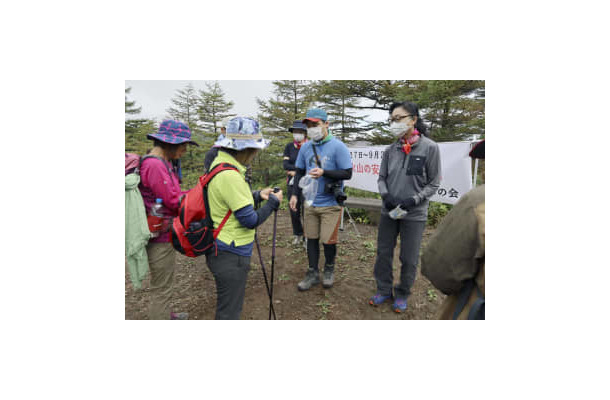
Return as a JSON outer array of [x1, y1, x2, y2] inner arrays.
[[400, 197, 417, 210], [287, 171, 296, 177], [309, 167, 324, 178], [382, 194, 395, 210], [270, 189, 283, 203], [259, 188, 273, 201], [289, 195, 298, 211]]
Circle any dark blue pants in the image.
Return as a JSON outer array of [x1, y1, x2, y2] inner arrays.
[[373, 213, 426, 298], [206, 250, 251, 320]]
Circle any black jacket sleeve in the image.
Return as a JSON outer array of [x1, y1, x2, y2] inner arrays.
[[323, 168, 352, 180], [283, 143, 296, 171], [254, 194, 280, 226]]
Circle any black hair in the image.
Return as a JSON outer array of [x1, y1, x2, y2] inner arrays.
[[219, 147, 259, 165], [153, 139, 182, 151], [389, 101, 428, 136], [220, 148, 239, 157], [152, 139, 184, 159]]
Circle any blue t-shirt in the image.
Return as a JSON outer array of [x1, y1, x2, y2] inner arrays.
[[295, 135, 352, 207]]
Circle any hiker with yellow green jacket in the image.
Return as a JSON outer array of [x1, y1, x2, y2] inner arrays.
[[206, 117, 283, 320]]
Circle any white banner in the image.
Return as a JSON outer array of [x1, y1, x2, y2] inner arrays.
[[346, 142, 473, 205]]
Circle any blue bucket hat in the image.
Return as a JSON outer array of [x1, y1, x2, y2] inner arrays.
[[147, 120, 199, 146], [303, 108, 328, 123], [289, 120, 308, 132], [213, 117, 270, 150]]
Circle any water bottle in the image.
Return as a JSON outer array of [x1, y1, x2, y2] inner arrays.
[[148, 198, 165, 238]]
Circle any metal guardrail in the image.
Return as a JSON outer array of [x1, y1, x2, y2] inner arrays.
[[344, 197, 382, 211]]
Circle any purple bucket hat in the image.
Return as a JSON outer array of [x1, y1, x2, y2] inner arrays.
[[147, 120, 199, 146]]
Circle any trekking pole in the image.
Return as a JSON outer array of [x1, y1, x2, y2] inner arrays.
[[253, 194, 276, 320], [269, 187, 280, 320], [343, 206, 361, 237], [254, 233, 276, 320]]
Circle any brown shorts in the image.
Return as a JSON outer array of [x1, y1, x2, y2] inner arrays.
[[303, 205, 342, 244]]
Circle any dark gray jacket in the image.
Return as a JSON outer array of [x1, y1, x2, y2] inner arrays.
[[378, 135, 442, 221]]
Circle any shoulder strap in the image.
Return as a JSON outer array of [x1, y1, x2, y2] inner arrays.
[[213, 210, 233, 239], [201, 162, 239, 186], [311, 143, 322, 168], [201, 163, 239, 237]]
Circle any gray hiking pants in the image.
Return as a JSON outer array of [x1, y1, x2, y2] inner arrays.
[[373, 213, 426, 298], [206, 250, 251, 320]]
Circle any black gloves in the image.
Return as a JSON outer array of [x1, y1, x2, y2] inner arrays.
[[400, 197, 417, 210], [382, 194, 396, 210], [384, 195, 418, 211], [268, 194, 280, 211]]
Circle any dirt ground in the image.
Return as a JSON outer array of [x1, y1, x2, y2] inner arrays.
[[125, 209, 446, 320]]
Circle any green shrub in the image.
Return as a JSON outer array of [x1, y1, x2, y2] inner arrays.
[[347, 207, 371, 224], [427, 201, 452, 228], [344, 187, 381, 199]]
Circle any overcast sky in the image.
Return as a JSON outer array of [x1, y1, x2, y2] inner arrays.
[[125, 80, 275, 121], [125, 80, 389, 126]]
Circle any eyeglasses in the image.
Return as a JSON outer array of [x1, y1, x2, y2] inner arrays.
[[388, 114, 413, 124]]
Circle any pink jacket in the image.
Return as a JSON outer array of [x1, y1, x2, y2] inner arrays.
[[138, 157, 188, 243]]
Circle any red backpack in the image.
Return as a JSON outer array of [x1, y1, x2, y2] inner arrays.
[[170, 163, 238, 257]]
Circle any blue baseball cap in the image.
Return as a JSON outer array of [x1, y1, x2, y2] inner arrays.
[[289, 120, 308, 132], [303, 108, 328, 123], [213, 117, 270, 150]]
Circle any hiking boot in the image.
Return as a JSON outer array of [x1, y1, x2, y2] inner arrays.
[[392, 298, 408, 313], [322, 266, 334, 288], [292, 235, 303, 245], [170, 312, 189, 320], [369, 292, 393, 306], [297, 269, 320, 291]]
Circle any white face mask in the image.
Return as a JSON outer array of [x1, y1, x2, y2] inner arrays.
[[389, 122, 410, 138], [307, 126, 324, 141], [293, 134, 305, 142]]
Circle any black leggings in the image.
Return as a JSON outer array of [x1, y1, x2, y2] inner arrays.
[[306, 238, 337, 271], [287, 185, 303, 236]]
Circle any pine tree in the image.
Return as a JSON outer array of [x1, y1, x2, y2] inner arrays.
[[254, 80, 316, 187], [256, 80, 315, 132], [125, 86, 155, 146], [336, 80, 485, 144], [343, 80, 407, 110], [197, 81, 235, 136], [409, 80, 485, 142], [125, 87, 141, 115], [314, 80, 368, 142], [125, 119, 157, 154], [166, 83, 203, 139], [330, 80, 413, 144]]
